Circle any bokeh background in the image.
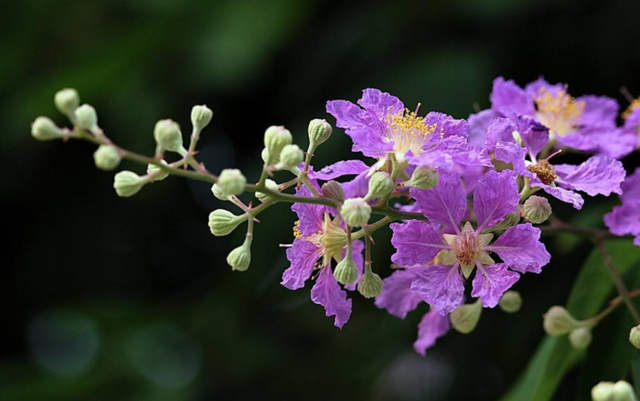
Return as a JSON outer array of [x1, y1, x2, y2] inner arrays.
[[2, 0, 640, 400]]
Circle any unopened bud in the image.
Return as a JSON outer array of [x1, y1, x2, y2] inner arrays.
[[147, 160, 169, 181], [569, 327, 592, 350], [613, 381, 637, 401], [256, 179, 279, 203], [451, 300, 483, 334], [333, 254, 358, 285], [523, 195, 552, 224], [592, 382, 615, 401], [340, 198, 371, 227], [277, 144, 304, 170], [358, 270, 383, 298], [365, 172, 395, 201], [75, 104, 98, 131], [217, 169, 246, 196], [113, 171, 148, 198], [404, 166, 439, 189], [308, 119, 333, 148], [31, 117, 66, 141], [264, 126, 292, 165], [191, 105, 213, 131], [226, 236, 252, 271], [321, 181, 345, 205], [93, 145, 121, 171], [211, 184, 231, 201], [629, 325, 640, 349], [543, 306, 583, 336], [154, 119, 183, 153], [208, 209, 246, 237], [485, 212, 520, 233], [498, 290, 522, 313], [54, 88, 79, 117]]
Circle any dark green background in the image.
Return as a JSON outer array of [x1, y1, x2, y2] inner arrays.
[[2, 0, 640, 400]]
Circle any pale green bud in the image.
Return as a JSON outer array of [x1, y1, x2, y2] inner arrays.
[[498, 290, 522, 313], [208, 209, 246, 237], [264, 126, 292, 164], [211, 183, 231, 201], [113, 171, 148, 198], [543, 306, 582, 336], [154, 119, 183, 152], [629, 325, 640, 349], [93, 145, 121, 171], [277, 144, 304, 170], [321, 181, 345, 205], [308, 119, 333, 148], [217, 169, 246, 196], [147, 160, 169, 181], [226, 237, 252, 272], [365, 172, 395, 201], [340, 197, 371, 227], [591, 382, 615, 401], [523, 195, 552, 224], [256, 179, 278, 203], [191, 105, 213, 131], [357, 270, 383, 298], [54, 88, 79, 117], [451, 300, 483, 334], [404, 166, 439, 189], [261, 148, 277, 164], [75, 104, 98, 131], [485, 212, 520, 233], [333, 254, 358, 285], [569, 327, 592, 350], [31, 117, 66, 141], [613, 381, 637, 401]]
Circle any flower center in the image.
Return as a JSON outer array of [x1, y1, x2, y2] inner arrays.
[[455, 230, 480, 266], [384, 107, 440, 156], [534, 87, 585, 138], [527, 159, 557, 185]]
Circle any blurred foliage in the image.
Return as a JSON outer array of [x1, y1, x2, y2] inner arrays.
[[2, 0, 640, 400]]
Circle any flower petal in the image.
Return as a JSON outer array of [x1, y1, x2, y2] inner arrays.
[[604, 200, 640, 237], [468, 109, 500, 146], [413, 309, 451, 356], [554, 155, 625, 197], [291, 186, 328, 236], [410, 171, 467, 232], [489, 223, 550, 274], [622, 168, 640, 202], [310, 160, 370, 180], [390, 221, 448, 267], [282, 239, 322, 290], [411, 265, 465, 315], [311, 266, 352, 329], [357, 88, 404, 118], [474, 170, 519, 231], [471, 263, 520, 308], [534, 180, 584, 209], [490, 77, 535, 117], [375, 269, 423, 319]]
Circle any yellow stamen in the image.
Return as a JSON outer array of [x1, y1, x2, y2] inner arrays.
[[384, 107, 441, 155], [534, 87, 585, 137], [623, 97, 640, 120], [292, 220, 302, 239]]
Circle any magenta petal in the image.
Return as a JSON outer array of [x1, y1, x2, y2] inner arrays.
[[411, 265, 465, 315], [471, 264, 520, 308], [282, 239, 322, 290], [411, 171, 467, 232], [535, 180, 584, 209], [468, 109, 500, 146], [604, 200, 640, 237], [424, 112, 469, 138], [558, 128, 637, 159], [554, 156, 625, 197], [311, 267, 352, 329], [622, 168, 640, 202], [375, 269, 423, 319], [413, 309, 451, 356], [489, 223, 550, 274], [494, 141, 533, 178], [485, 118, 516, 151], [474, 170, 519, 231], [291, 186, 327, 237], [577, 95, 619, 128], [490, 77, 535, 117], [390, 221, 447, 267], [310, 160, 370, 181], [357, 88, 404, 118]]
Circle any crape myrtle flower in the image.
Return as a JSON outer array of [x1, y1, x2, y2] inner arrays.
[[489, 77, 637, 159], [604, 168, 640, 246], [387, 170, 550, 315], [326, 89, 492, 171]]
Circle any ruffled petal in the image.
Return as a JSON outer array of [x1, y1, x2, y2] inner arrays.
[[411, 265, 465, 315], [577, 95, 619, 128], [310, 160, 370, 180], [291, 186, 327, 236], [375, 269, 423, 319], [535, 180, 584, 209], [494, 141, 532, 178], [424, 112, 469, 138], [357, 88, 404, 118], [310, 267, 352, 329], [489, 223, 550, 274], [413, 309, 451, 356], [622, 168, 640, 202], [468, 109, 499, 146], [554, 155, 625, 197], [282, 239, 322, 290], [490, 77, 536, 117], [410, 171, 467, 232], [390, 221, 448, 267], [471, 263, 520, 308], [604, 200, 640, 237], [557, 127, 637, 159], [473, 170, 520, 231]]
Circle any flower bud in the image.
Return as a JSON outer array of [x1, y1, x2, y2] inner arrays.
[[523, 195, 552, 224], [31, 117, 66, 141], [75, 104, 98, 131], [217, 169, 246, 196], [308, 119, 333, 148], [333, 254, 358, 285], [404, 166, 439, 189], [543, 306, 582, 336], [277, 144, 304, 170], [613, 381, 637, 401], [629, 325, 640, 349], [147, 160, 169, 181], [264, 126, 292, 165], [591, 382, 615, 401], [256, 179, 278, 203], [451, 300, 483, 334], [211, 183, 231, 201], [191, 105, 213, 131], [208, 209, 246, 237], [226, 237, 252, 271], [54, 88, 79, 117], [485, 212, 520, 233], [340, 198, 371, 227], [113, 171, 148, 198], [321, 181, 345, 205], [358, 270, 383, 298], [498, 290, 523, 313], [93, 145, 121, 171], [365, 172, 395, 201], [569, 327, 592, 350], [154, 119, 183, 153]]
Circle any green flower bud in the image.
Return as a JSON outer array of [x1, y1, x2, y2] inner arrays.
[[208, 209, 246, 237], [31, 117, 66, 141], [226, 236, 252, 271], [485, 212, 520, 233], [333, 254, 358, 285], [629, 325, 640, 349], [404, 166, 439, 189], [211, 183, 231, 201], [54, 88, 79, 117], [321, 181, 345, 205], [75, 104, 98, 131], [569, 327, 592, 350], [264, 126, 292, 165], [543, 306, 583, 336], [147, 160, 169, 181], [256, 179, 278, 203], [277, 144, 304, 170], [592, 382, 616, 401], [93, 145, 121, 171], [154, 119, 183, 153], [498, 290, 523, 313], [523, 195, 552, 224], [340, 197, 371, 227], [450, 300, 483, 334], [191, 105, 213, 131], [613, 381, 637, 401], [365, 172, 395, 201], [217, 169, 246, 196], [358, 270, 383, 298], [308, 119, 333, 148], [113, 171, 148, 198]]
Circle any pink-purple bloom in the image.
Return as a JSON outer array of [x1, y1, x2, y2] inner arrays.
[[604, 168, 640, 246]]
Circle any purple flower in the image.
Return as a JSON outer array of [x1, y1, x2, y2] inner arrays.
[[414, 309, 451, 356], [604, 168, 640, 246]]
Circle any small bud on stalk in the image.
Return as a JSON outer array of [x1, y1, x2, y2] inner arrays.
[[191, 105, 213, 132], [591, 382, 615, 401], [147, 160, 169, 181], [340, 198, 371, 227], [208, 209, 247, 237], [308, 119, 333, 149], [365, 172, 395, 201], [75, 104, 98, 132], [451, 299, 483, 334], [31, 117, 66, 141], [523, 195, 552, 224], [613, 381, 637, 401], [276, 144, 304, 170], [264, 126, 292, 165], [333, 254, 358, 285], [358, 269, 383, 298], [404, 166, 439, 189], [227, 236, 252, 271], [321, 181, 345, 205], [93, 145, 121, 171], [54, 88, 80, 118], [154, 119, 183, 153], [543, 306, 585, 336], [211, 184, 231, 201], [113, 171, 149, 198], [629, 325, 640, 349], [217, 169, 246, 196], [498, 290, 523, 313], [569, 327, 592, 350], [256, 179, 279, 203]]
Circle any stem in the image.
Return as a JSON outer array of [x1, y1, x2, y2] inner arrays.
[[539, 218, 615, 239], [364, 234, 372, 274], [352, 216, 393, 240], [589, 289, 640, 325]]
